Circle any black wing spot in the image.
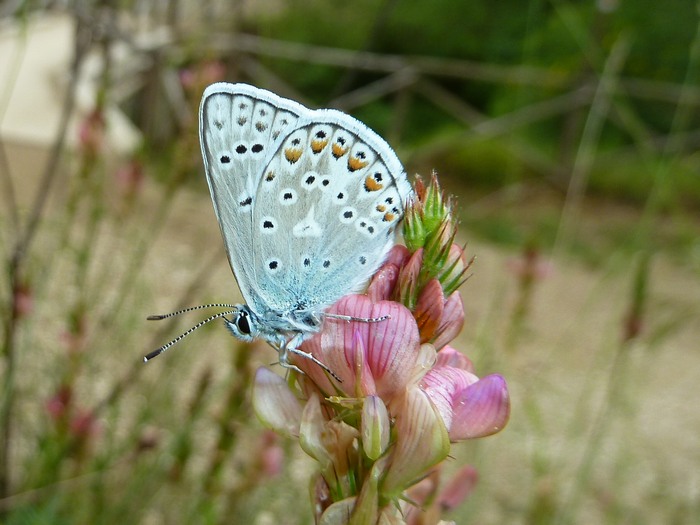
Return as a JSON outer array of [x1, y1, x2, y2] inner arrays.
[[323, 260, 331, 268], [303, 258, 311, 267], [305, 175, 316, 185], [268, 260, 278, 270], [220, 155, 230, 164], [343, 210, 353, 219], [236, 144, 247, 154], [252, 144, 264, 153], [240, 196, 252, 207], [359, 256, 367, 265]]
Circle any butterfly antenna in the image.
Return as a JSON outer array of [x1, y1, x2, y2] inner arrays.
[[146, 303, 238, 321], [144, 309, 237, 362]]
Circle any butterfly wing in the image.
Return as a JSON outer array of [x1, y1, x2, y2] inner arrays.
[[199, 83, 304, 307], [250, 111, 411, 316]]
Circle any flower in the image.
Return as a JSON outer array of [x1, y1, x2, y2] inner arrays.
[[250, 174, 510, 524], [296, 294, 424, 403], [420, 352, 510, 441]]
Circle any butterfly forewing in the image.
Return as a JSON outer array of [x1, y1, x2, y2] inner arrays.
[[199, 84, 303, 306]]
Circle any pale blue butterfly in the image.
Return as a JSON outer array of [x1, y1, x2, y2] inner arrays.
[[146, 83, 412, 376]]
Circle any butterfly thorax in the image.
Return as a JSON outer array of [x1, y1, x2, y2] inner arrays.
[[224, 303, 322, 349]]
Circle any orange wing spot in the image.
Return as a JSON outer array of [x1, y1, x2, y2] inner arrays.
[[332, 143, 349, 158], [284, 148, 303, 163], [376, 204, 386, 212], [265, 171, 276, 181], [383, 212, 396, 222], [348, 156, 370, 172], [311, 139, 329, 153], [364, 176, 384, 192]]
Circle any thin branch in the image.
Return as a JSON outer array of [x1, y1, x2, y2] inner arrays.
[[553, 35, 631, 256]]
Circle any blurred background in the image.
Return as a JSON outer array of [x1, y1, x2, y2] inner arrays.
[[1, 0, 699, 523]]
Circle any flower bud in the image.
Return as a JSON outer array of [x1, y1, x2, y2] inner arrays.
[[252, 367, 303, 438], [361, 396, 390, 460]]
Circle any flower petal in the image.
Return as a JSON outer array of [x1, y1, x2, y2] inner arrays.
[[304, 295, 421, 402], [449, 374, 510, 440], [438, 465, 478, 511], [414, 279, 445, 343], [367, 263, 401, 302], [420, 366, 479, 431], [362, 395, 390, 460], [299, 394, 334, 472], [319, 497, 355, 525], [385, 244, 411, 267], [381, 387, 450, 497], [431, 291, 465, 350], [434, 346, 473, 373], [397, 249, 424, 308], [252, 367, 303, 438]]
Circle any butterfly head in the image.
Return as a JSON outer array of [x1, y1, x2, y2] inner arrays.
[[224, 305, 260, 342]]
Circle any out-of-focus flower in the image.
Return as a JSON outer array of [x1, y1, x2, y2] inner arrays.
[[78, 108, 105, 157], [13, 281, 34, 319], [258, 430, 285, 478], [70, 409, 100, 439], [46, 385, 73, 422], [114, 158, 144, 201], [179, 60, 225, 92]]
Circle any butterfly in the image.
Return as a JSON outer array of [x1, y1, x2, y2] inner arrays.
[[146, 83, 412, 376]]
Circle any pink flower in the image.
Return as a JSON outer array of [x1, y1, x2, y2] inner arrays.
[[367, 246, 467, 350], [420, 351, 510, 441], [297, 294, 424, 403]]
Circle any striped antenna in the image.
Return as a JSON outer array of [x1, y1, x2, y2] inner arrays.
[[144, 307, 238, 362], [146, 303, 238, 321]]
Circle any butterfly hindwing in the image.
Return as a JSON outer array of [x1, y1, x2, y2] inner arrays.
[[251, 111, 410, 315]]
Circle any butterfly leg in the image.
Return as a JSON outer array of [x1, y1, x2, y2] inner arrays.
[[280, 333, 341, 382]]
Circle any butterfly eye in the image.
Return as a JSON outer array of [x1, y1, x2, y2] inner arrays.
[[237, 311, 251, 335]]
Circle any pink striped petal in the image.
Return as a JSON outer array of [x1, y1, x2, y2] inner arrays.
[[381, 387, 450, 496], [300, 295, 420, 402], [435, 345, 474, 373], [384, 244, 411, 267], [366, 263, 400, 302], [414, 279, 445, 343], [449, 374, 510, 440], [420, 366, 479, 431], [431, 291, 465, 350]]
